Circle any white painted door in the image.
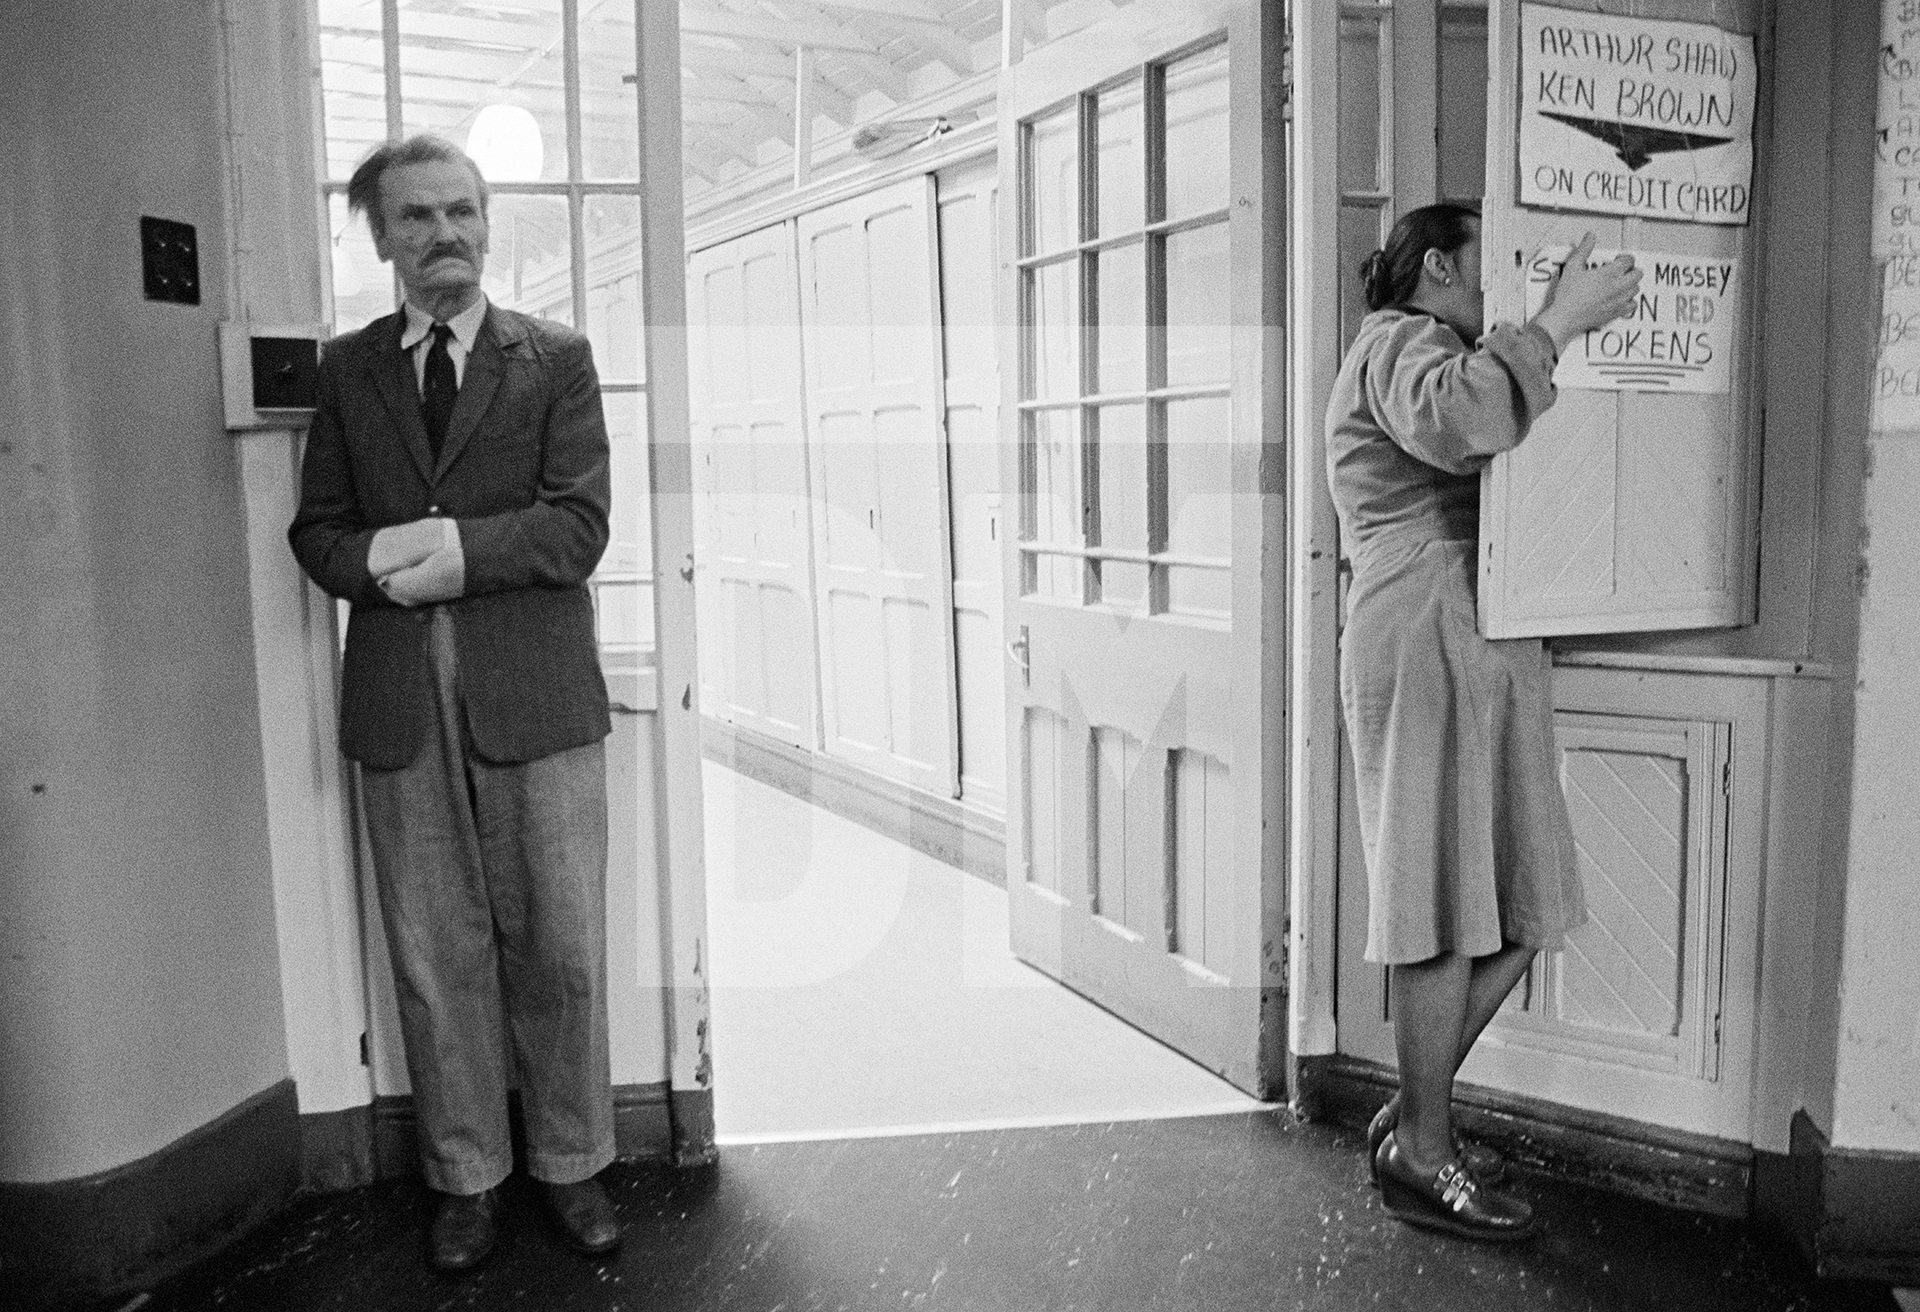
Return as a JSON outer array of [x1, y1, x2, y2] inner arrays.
[[796, 178, 959, 795], [686, 225, 820, 751], [999, 0, 1288, 1097]]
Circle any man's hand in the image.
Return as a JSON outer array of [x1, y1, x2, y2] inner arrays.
[[368, 517, 447, 577], [378, 520, 466, 607]]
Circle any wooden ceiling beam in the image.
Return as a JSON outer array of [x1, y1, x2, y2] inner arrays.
[[781, 0, 977, 76], [680, 37, 877, 107], [682, 100, 752, 127], [814, 48, 912, 102], [798, 0, 953, 31], [678, 5, 882, 54], [751, 70, 856, 124], [689, 122, 770, 175], [359, 11, 558, 53], [684, 68, 855, 126], [680, 131, 740, 184], [323, 31, 563, 89], [679, 39, 802, 79]]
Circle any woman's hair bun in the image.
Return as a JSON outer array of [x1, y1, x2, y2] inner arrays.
[[1358, 249, 1390, 302]]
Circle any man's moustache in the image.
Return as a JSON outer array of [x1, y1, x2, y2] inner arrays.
[[426, 245, 470, 262]]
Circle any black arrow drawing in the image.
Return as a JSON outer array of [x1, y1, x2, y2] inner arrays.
[[1540, 111, 1735, 171]]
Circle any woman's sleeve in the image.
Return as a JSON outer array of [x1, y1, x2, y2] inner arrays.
[[1363, 317, 1560, 475]]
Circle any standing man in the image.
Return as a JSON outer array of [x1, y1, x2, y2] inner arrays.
[[291, 135, 620, 1271]]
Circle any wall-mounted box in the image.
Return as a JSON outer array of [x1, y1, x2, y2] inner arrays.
[[220, 321, 327, 430]]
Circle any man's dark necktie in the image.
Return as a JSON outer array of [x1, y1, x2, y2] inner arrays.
[[421, 323, 457, 461]]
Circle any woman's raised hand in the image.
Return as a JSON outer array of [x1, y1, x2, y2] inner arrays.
[[1532, 233, 1643, 353]]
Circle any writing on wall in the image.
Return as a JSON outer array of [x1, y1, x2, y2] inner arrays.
[[1874, 0, 1920, 429], [1518, 4, 1756, 226], [1525, 247, 1738, 393]]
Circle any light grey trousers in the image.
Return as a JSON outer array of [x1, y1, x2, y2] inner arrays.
[[360, 608, 615, 1196]]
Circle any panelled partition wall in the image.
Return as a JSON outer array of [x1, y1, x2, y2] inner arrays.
[[687, 152, 1010, 834]]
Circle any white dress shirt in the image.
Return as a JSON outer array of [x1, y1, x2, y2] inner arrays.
[[399, 294, 488, 392]]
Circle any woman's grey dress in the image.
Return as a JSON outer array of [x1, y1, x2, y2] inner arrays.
[[1325, 309, 1586, 965]]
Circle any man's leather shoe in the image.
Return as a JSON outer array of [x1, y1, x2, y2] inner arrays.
[[544, 1177, 621, 1255], [1374, 1132, 1535, 1243], [429, 1188, 499, 1272], [1367, 1097, 1506, 1186]]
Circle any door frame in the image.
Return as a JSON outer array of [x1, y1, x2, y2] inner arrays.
[[1286, 0, 1348, 1063], [633, 0, 715, 1164]]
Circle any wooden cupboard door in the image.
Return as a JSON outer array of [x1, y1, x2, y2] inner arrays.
[[797, 177, 959, 795], [687, 225, 820, 750], [1477, 0, 1764, 638]]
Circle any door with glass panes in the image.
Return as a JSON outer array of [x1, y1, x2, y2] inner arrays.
[[998, 0, 1287, 1097]]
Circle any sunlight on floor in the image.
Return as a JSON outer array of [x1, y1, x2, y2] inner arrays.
[[701, 762, 1267, 1143]]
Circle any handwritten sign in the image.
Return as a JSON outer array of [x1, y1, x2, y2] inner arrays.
[[1525, 248, 1738, 393], [1874, 0, 1920, 428], [1518, 4, 1757, 226]]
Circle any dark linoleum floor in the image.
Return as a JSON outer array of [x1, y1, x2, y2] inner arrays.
[[121, 1110, 1897, 1312]]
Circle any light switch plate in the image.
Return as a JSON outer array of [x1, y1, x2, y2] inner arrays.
[[220, 321, 328, 430]]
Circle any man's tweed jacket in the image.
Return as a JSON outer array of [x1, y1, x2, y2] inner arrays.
[[290, 304, 612, 770]]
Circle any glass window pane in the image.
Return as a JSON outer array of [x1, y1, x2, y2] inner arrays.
[[1439, 6, 1490, 203], [595, 391, 655, 653], [1164, 45, 1230, 222], [1095, 78, 1145, 239], [580, 1, 639, 181], [1165, 222, 1230, 386], [326, 193, 394, 333], [584, 195, 645, 385], [1339, 16, 1384, 194], [1165, 396, 1232, 619], [1028, 106, 1080, 256], [1094, 405, 1149, 611], [1095, 243, 1146, 395], [1027, 409, 1083, 601], [483, 195, 574, 323], [316, 0, 387, 182], [1029, 259, 1080, 401], [398, 0, 567, 184], [1339, 203, 1386, 352]]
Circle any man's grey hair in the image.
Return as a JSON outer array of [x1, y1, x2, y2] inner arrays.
[[346, 135, 489, 238]]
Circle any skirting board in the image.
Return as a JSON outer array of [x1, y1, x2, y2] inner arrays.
[[702, 717, 1007, 884], [0, 1079, 300, 1310], [1754, 1109, 1920, 1286], [1295, 1054, 1754, 1218]]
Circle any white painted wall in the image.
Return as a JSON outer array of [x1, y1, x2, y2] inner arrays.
[[0, 0, 290, 1182], [1829, 434, 1920, 1154]]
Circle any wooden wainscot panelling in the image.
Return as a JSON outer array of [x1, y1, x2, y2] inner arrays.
[[1453, 663, 1772, 1143]]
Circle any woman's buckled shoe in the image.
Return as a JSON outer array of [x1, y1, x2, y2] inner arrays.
[[1373, 1132, 1535, 1242], [1367, 1097, 1506, 1186]]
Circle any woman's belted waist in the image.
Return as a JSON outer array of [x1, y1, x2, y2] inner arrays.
[[1346, 520, 1476, 576]]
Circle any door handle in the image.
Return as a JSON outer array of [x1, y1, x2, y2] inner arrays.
[[1007, 625, 1030, 689]]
